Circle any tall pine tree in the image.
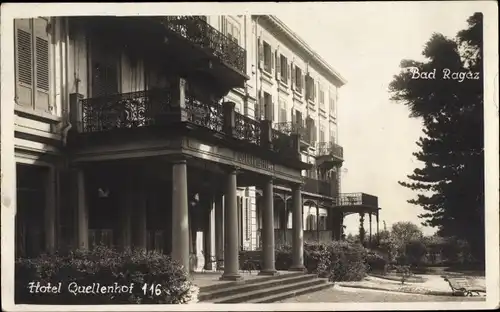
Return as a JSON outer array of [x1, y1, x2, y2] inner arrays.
[[389, 13, 484, 262]]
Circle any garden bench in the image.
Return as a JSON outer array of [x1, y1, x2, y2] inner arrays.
[[443, 276, 482, 296]]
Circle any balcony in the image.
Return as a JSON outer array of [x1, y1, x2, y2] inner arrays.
[[302, 176, 338, 198], [316, 142, 344, 168], [161, 16, 248, 88], [74, 16, 248, 92], [74, 86, 299, 161], [273, 122, 311, 151], [335, 193, 378, 208]]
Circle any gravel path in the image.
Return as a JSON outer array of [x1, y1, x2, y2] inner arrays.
[[276, 286, 486, 303]]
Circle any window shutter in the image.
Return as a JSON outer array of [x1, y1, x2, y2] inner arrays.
[[286, 59, 290, 85], [314, 80, 318, 102], [258, 38, 264, 69], [291, 109, 295, 125], [275, 51, 280, 80], [245, 198, 250, 241], [258, 90, 264, 120], [15, 19, 34, 108], [313, 120, 318, 143], [305, 76, 309, 99], [291, 62, 295, 90], [301, 72, 305, 94], [34, 18, 51, 112], [270, 47, 275, 74]]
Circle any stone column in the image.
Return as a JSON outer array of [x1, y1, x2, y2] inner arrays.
[[44, 167, 56, 254], [316, 204, 320, 242], [331, 212, 343, 241], [74, 168, 89, 250], [221, 168, 242, 281], [260, 177, 278, 275], [369, 213, 373, 245], [376, 211, 380, 243], [340, 212, 345, 239], [171, 159, 190, 272], [359, 212, 365, 246], [290, 184, 305, 271], [203, 195, 213, 271], [214, 194, 224, 270]]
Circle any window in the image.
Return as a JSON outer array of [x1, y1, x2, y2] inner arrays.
[[319, 84, 325, 109], [91, 36, 120, 97], [15, 18, 51, 112], [280, 55, 288, 83], [225, 19, 241, 44], [279, 98, 287, 122], [295, 66, 303, 92], [329, 88, 336, 116], [318, 216, 327, 231], [264, 92, 273, 120], [306, 215, 314, 231], [263, 41, 272, 73], [330, 128, 336, 144], [319, 124, 325, 143], [306, 116, 316, 144], [245, 198, 250, 240], [294, 110, 303, 127]]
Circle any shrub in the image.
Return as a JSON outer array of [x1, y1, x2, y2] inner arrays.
[[404, 240, 428, 267], [272, 241, 368, 282], [275, 245, 292, 270], [15, 246, 198, 304], [365, 250, 388, 273]]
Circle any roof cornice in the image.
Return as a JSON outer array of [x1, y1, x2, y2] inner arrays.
[[253, 15, 347, 87]]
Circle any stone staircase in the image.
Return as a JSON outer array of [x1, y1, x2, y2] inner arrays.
[[198, 272, 333, 303]]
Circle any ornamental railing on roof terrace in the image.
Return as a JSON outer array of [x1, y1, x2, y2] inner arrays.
[[316, 141, 343, 160], [162, 16, 247, 74], [273, 121, 310, 144], [335, 193, 378, 208]]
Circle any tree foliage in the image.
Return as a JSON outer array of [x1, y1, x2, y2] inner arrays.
[[391, 221, 424, 244], [388, 13, 484, 262]]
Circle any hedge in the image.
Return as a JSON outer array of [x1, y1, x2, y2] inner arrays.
[[15, 246, 199, 304]]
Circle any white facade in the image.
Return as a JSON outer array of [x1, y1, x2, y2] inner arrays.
[[207, 15, 346, 250], [8, 15, 346, 254]]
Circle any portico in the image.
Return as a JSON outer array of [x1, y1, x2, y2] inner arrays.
[[68, 148, 308, 281]]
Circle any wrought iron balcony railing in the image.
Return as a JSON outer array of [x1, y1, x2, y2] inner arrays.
[[335, 193, 378, 208], [235, 113, 261, 146], [302, 176, 337, 198], [185, 92, 224, 133], [271, 128, 295, 154], [81, 87, 224, 134], [316, 142, 344, 160], [78, 87, 299, 158], [162, 16, 247, 75], [273, 122, 310, 144]]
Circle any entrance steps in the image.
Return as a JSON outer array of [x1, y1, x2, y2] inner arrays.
[[198, 271, 333, 303]]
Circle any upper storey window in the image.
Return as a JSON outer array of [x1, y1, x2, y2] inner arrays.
[[14, 18, 52, 113]]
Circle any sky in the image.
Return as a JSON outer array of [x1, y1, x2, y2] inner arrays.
[[277, 2, 480, 236]]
